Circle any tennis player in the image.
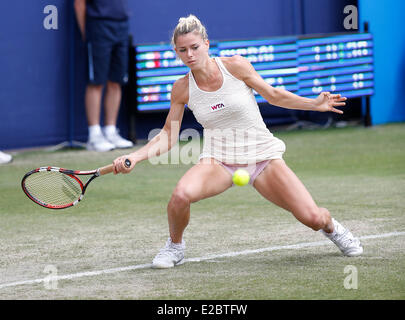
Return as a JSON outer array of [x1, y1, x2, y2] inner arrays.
[[113, 15, 363, 268]]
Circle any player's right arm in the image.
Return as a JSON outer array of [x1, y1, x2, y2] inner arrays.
[[113, 76, 189, 174]]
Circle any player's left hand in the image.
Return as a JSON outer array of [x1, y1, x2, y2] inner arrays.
[[314, 92, 347, 114]]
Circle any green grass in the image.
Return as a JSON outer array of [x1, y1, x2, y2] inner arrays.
[[0, 123, 405, 299]]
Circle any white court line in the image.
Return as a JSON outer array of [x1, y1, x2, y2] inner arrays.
[[1, 231, 404, 290]]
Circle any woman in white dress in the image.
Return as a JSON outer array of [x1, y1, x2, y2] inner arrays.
[[113, 15, 363, 268]]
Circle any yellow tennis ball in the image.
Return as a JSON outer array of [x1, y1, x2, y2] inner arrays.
[[232, 169, 250, 186]]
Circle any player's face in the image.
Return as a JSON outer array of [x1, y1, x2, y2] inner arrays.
[[175, 32, 209, 69]]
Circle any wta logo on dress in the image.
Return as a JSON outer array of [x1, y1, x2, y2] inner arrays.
[[210, 103, 226, 112]]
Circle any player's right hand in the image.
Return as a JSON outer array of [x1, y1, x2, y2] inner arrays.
[[113, 155, 136, 175]]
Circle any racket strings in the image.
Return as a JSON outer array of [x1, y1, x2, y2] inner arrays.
[[24, 171, 82, 206]]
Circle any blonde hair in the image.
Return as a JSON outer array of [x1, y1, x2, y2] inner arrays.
[[171, 14, 208, 46]]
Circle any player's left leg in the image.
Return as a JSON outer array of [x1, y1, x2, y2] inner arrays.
[[253, 159, 332, 231], [253, 159, 363, 256]]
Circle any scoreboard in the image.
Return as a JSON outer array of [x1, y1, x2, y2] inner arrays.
[[297, 33, 373, 98], [135, 33, 373, 112], [217, 37, 298, 103]]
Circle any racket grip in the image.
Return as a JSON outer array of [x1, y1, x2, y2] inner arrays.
[[98, 158, 132, 176], [98, 164, 114, 176]]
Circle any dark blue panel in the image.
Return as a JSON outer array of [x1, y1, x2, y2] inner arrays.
[[0, 0, 70, 149]]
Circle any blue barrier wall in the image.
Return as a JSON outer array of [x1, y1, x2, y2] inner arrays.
[[1, 0, 362, 150], [0, 0, 71, 150], [359, 0, 405, 125]]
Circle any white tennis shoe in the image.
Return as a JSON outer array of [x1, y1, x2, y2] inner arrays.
[[321, 218, 363, 256], [103, 127, 133, 149], [152, 238, 185, 269], [86, 133, 115, 152], [0, 151, 13, 164]]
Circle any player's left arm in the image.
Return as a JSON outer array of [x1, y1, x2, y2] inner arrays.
[[224, 55, 347, 114]]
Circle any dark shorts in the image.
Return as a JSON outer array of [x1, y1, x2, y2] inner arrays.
[[86, 18, 129, 85]]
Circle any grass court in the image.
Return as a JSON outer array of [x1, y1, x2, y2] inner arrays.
[[1, 123, 404, 299]]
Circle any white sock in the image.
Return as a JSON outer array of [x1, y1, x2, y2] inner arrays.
[[323, 219, 337, 236], [169, 238, 185, 248], [88, 125, 102, 139], [103, 125, 116, 136]]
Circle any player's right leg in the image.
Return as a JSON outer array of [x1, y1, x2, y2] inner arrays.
[[152, 158, 233, 268]]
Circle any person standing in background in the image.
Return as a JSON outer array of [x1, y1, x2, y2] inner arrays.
[[74, 0, 133, 152]]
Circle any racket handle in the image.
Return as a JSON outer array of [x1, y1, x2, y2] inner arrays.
[[98, 159, 132, 176], [98, 164, 114, 175]]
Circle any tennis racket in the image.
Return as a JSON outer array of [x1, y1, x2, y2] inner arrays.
[[21, 159, 131, 210]]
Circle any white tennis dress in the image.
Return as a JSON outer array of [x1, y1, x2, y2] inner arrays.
[[187, 57, 286, 164]]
